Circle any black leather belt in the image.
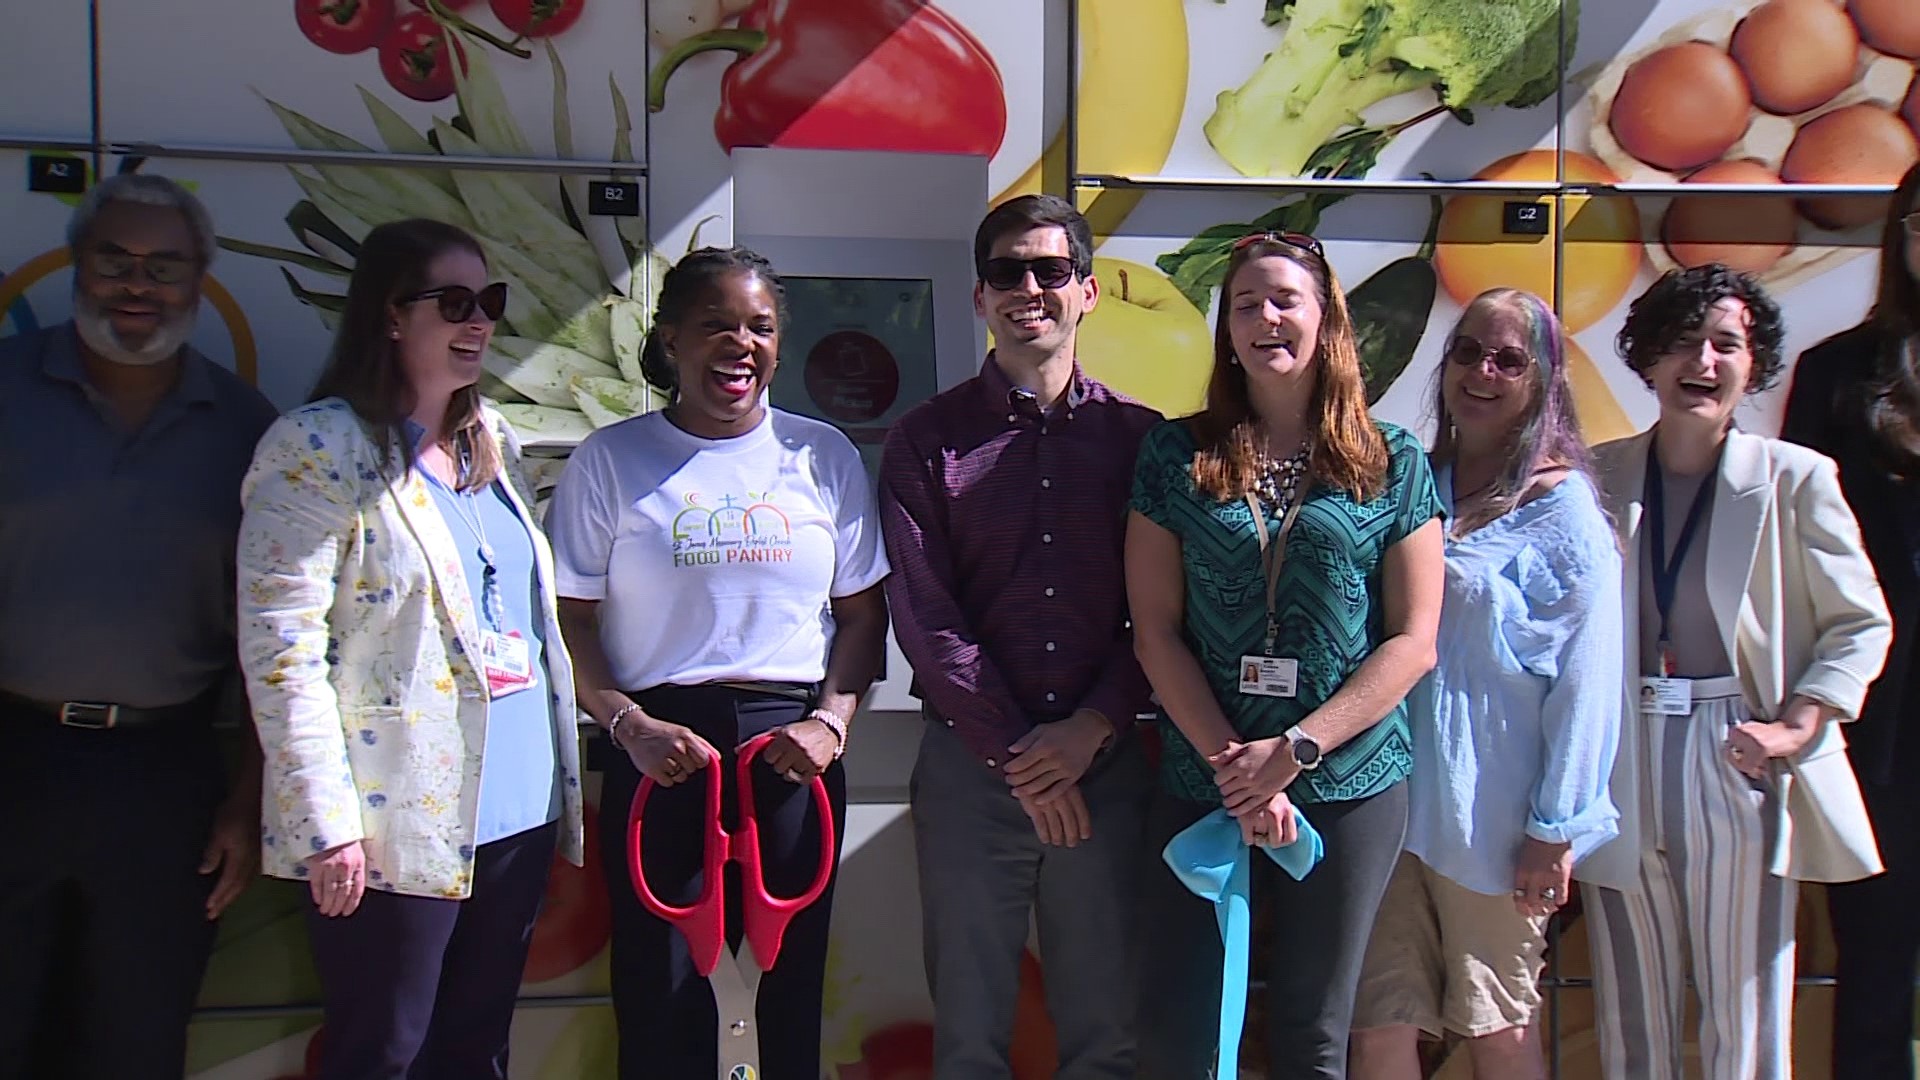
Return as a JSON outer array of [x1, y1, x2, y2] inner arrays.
[[0, 688, 216, 730]]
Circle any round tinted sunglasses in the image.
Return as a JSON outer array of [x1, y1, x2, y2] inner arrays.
[[1446, 334, 1534, 377], [399, 282, 508, 323], [85, 247, 199, 286], [981, 256, 1078, 291]]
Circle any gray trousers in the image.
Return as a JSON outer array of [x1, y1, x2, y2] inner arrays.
[[910, 718, 1152, 1080], [1135, 782, 1409, 1080]]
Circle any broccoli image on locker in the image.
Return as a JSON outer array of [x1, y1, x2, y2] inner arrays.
[[1207, 0, 1578, 178]]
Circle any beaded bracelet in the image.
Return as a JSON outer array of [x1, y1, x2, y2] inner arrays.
[[807, 708, 849, 758]]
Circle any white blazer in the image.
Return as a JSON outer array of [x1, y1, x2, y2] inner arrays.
[[1578, 426, 1894, 888], [238, 399, 586, 899]]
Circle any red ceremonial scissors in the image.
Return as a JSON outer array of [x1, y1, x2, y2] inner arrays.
[[628, 731, 837, 1080]]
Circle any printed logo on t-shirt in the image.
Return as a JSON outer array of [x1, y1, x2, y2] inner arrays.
[[670, 491, 795, 568]]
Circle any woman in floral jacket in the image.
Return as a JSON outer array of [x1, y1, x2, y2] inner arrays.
[[236, 218, 584, 1080]]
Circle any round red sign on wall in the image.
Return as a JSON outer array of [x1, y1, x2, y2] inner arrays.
[[804, 330, 901, 424]]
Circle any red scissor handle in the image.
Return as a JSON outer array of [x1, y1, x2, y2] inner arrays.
[[627, 731, 838, 977]]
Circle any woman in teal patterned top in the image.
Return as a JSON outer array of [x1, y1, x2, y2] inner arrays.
[[1126, 232, 1445, 1077]]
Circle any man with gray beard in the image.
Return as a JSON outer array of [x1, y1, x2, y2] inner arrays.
[[0, 174, 279, 1080]]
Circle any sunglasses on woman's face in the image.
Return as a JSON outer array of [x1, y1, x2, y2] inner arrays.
[[398, 281, 508, 323], [1231, 230, 1326, 258], [981, 256, 1078, 292], [1446, 334, 1534, 377]]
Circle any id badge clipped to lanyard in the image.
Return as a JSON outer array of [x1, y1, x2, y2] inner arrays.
[[445, 481, 536, 701], [1238, 488, 1307, 700], [1638, 443, 1715, 717]]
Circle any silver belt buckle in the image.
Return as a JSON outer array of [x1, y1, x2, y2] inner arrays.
[[58, 702, 119, 729]]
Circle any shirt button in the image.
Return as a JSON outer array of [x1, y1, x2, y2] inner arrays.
[[945, 719, 955, 727], [986, 757, 998, 768], [1041, 478, 1051, 489], [1046, 692, 1058, 703], [1042, 533, 1053, 543], [1045, 587, 1056, 597], [1006, 414, 1017, 423], [1046, 641, 1057, 652]]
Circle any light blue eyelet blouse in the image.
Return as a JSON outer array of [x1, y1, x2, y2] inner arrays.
[[1401, 467, 1625, 897]]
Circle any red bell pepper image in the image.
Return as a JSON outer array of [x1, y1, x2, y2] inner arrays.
[[646, 0, 1008, 159]]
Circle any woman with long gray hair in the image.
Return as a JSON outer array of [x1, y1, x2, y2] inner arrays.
[[1350, 288, 1624, 1080]]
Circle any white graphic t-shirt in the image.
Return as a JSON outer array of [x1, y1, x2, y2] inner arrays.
[[546, 407, 889, 690]]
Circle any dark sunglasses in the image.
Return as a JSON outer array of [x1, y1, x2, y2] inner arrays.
[[398, 282, 508, 323], [1231, 230, 1326, 258], [85, 246, 198, 286], [981, 256, 1077, 291], [1446, 334, 1534, 378]]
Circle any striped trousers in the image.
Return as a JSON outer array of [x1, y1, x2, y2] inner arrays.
[[1583, 677, 1796, 1080]]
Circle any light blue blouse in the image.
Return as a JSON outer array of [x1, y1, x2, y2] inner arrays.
[[421, 464, 562, 846], [1402, 468, 1624, 897]]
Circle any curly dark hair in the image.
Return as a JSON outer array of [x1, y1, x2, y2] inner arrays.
[[639, 245, 788, 394], [1614, 264, 1788, 393]]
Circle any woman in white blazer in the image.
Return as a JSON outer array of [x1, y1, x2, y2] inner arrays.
[[237, 219, 584, 1080], [1579, 264, 1893, 1080]]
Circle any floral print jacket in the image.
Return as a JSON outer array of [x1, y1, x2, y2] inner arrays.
[[237, 398, 585, 899]]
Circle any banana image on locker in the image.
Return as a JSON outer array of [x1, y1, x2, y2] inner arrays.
[[994, 0, 1189, 238]]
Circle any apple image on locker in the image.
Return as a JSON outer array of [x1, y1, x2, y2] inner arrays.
[[1075, 259, 1213, 418]]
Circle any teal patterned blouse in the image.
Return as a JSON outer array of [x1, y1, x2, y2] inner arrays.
[[1130, 419, 1444, 804]]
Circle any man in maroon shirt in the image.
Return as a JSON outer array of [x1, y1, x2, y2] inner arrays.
[[879, 195, 1161, 1078]]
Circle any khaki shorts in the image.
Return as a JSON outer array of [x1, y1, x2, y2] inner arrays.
[[1351, 851, 1549, 1039]]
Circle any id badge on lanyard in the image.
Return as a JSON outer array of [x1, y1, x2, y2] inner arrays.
[[443, 477, 538, 702], [481, 627, 536, 698], [1639, 439, 1716, 717], [1239, 489, 1306, 699]]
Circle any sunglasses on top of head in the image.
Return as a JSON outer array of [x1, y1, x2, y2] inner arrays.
[[981, 256, 1078, 292], [1231, 230, 1326, 258], [398, 281, 509, 324], [1445, 334, 1534, 377]]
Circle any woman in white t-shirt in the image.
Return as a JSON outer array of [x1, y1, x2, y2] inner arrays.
[[547, 246, 891, 1080]]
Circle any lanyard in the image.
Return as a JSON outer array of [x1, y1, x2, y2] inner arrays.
[[433, 474, 506, 633], [1644, 438, 1718, 667], [1244, 479, 1309, 654]]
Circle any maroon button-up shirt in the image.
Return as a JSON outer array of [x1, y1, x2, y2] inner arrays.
[[879, 354, 1161, 768]]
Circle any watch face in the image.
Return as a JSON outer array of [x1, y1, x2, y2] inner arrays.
[[1294, 737, 1320, 766]]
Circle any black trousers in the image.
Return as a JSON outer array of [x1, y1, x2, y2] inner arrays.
[[1829, 769, 1920, 1079], [0, 708, 224, 1080], [1135, 782, 1409, 1080], [597, 684, 846, 1080], [304, 820, 558, 1080]]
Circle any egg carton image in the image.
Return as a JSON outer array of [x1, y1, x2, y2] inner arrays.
[[1581, 0, 1916, 295]]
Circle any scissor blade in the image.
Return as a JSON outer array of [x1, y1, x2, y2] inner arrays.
[[707, 954, 765, 1080]]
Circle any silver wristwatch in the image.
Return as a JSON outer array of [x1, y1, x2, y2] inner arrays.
[[1284, 725, 1322, 771]]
